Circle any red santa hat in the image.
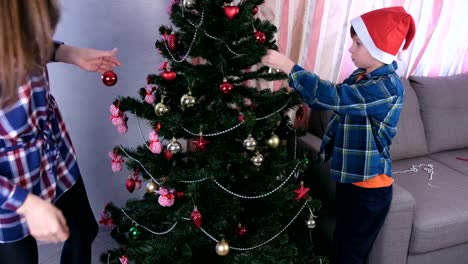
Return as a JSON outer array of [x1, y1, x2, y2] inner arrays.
[[350, 6, 416, 64]]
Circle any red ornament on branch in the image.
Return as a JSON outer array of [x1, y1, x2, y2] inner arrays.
[[224, 4, 240, 20], [160, 62, 177, 81], [191, 207, 203, 228], [191, 134, 210, 151], [294, 181, 310, 201], [252, 6, 258, 15], [101, 71, 118, 86], [254, 31, 266, 44], [219, 79, 234, 94], [296, 105, 304, 121], [125, 177, 136, 193], [236, 224, 247, 236], [167, 33, 177, 51]]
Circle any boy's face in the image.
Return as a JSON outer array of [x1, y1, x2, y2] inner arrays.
[[349, 35, 384, 72]]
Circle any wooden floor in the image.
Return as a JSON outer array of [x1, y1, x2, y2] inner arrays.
[[38, 227, 118, 264]]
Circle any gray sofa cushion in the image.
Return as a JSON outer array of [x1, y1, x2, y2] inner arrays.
[[428, 149, 468, 176], [393, 157, 468, 253], [390, 78, 429, 161], [410, 74, 468, 153]]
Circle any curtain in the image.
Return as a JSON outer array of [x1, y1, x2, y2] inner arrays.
[[259, 0, 468, 84]]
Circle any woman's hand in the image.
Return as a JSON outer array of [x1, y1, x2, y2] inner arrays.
[[16, 194, 69, 243], [55, 45, 121, 73], [261, 49, 295, 75]]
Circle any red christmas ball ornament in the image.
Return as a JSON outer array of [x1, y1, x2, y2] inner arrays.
[[175, 191, 185, 199], [101, 71, 118, 86], [296, 105, 304, 121], [254, 31, 266, 44], [161, 69, 177, 81], [236, 224, 247, 237], [191, 207, 203, 228], [219, 79, 234, 94], [125, 177, 136, 193], [224, 4, 240, 20], [252, 6, 258, 15], [238, 114, 244, 122], [167, 33, 177, 51]]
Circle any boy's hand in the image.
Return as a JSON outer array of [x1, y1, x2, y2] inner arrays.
[[55, 45, 121, 73], [16, 194, 69, 243], [261, 49, 295, 75]]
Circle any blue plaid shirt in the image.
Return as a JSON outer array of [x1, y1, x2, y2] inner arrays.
[[0, 68, 80, 242], [289, 62, 404, 183]]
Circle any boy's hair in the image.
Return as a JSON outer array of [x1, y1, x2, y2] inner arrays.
[[350, 26, 356, 37], [0, 0, 61, 106], [350, 6, 416, 64]]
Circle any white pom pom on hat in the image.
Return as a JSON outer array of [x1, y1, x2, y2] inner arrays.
[[350, 6, 416, 64]]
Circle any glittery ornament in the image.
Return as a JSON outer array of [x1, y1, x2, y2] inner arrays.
[[101, 71, 118, 86], [167, 33, 177, 51], [191, 207, 202, 228]]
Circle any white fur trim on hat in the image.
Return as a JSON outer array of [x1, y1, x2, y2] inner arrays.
[[350, 16, 396, 64]]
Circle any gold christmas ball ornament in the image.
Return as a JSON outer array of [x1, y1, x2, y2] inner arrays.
[[243, 134, 257, 151], [251, 152, 264, 166], [167, 138, 182, 154], [180, 93, 196, 108], [266, 133, 280, 148], [154, 102, 170, 116], [215, 239, 230, 256], [305, 218, 316, 229], [183, 0, 196, 9], [146, 181, 158, 193]]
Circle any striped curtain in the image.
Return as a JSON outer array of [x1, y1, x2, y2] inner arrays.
[[259, 0, 468, 85]]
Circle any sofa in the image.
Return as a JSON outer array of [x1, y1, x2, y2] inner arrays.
[[297, 73, 468, 264]]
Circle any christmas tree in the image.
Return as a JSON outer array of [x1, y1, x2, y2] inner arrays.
[[101, 0, 326, 263]]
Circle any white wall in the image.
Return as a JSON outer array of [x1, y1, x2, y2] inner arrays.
[[48, 0, 170, 217]]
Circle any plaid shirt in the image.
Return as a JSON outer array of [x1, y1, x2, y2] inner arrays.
[[289, 62, 404, 183], [0, 68, 80, 242]]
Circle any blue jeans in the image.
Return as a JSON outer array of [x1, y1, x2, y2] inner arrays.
[[0, 176, 98, 264], [332, 182, 392, 264]]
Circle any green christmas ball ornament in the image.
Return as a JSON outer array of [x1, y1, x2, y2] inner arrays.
[[129, 226, 141, 239]]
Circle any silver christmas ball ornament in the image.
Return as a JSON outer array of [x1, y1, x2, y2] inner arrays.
[[251, 152, 264, 166], [180, 93, 196, 108], [243, 134, 257, 151], [183, 0, 196, 9], [167, 138, 182, 154], [154, 102, 170, 116]]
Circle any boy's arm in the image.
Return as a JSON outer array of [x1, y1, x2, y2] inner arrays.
[[289, 65, 399, 117]]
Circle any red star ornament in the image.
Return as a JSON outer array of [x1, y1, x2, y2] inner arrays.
[[294, 181, 310, 200], [191, 135, 210, 151]]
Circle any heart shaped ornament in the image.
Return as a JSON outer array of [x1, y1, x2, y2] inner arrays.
[[224, 5, 240, 20]]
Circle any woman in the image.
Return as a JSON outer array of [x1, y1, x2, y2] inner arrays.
[[0, 1, 121, 263]]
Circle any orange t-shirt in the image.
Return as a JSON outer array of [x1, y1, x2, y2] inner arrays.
[[352, 174, 393, 188]]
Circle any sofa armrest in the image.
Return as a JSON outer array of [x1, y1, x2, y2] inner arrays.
[[367, 182, 415, 264]]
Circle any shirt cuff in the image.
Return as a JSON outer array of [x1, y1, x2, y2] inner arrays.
[[2, 185, 29, 211], [288, 64, 305, 89]]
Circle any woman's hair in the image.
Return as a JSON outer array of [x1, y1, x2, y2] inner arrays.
[[0, 0, 60, 106]]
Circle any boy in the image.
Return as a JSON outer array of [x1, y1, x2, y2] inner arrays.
[[262, 6, 416, 263]]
